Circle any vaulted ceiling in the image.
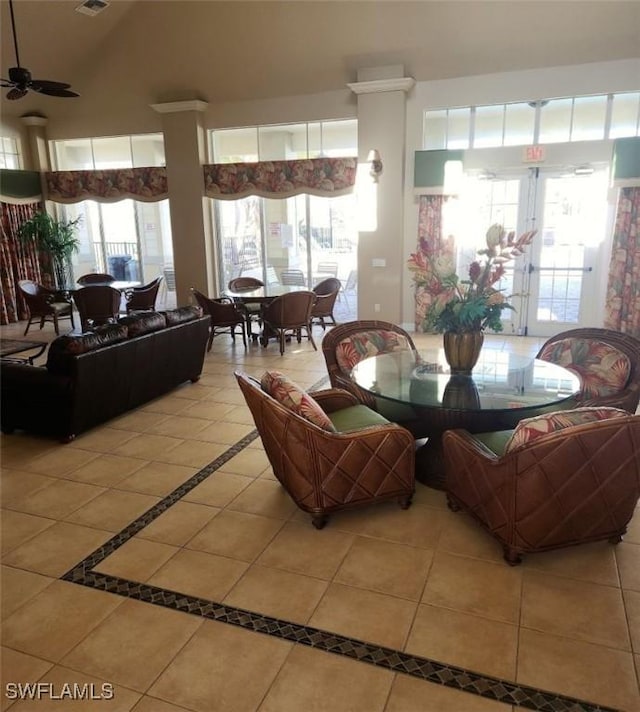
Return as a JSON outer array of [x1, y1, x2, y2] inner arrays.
[[1, 0, 639, 125]]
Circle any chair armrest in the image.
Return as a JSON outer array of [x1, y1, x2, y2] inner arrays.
[[311, 388, 359, 412]]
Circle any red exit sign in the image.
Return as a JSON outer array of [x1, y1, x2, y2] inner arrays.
[[523, 145, 546, 163]]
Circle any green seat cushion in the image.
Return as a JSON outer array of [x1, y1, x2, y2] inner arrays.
[[472, 430, 514, 456], [328, 405, 390, 432]]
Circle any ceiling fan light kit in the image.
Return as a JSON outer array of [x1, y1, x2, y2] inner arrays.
[[1, 0, 80, 100]]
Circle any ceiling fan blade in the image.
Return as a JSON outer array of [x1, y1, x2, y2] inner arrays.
[[35, 87, 80, 98], [6, 87, 27, 100], [30, 79, 72, 91], [0, 80, 15, 87]]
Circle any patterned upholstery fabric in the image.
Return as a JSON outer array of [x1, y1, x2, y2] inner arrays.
[[538, 337, 631, 399], [335, 330, 412, 373], [261, 371, 335, 432], [505, 406, 630, 453]]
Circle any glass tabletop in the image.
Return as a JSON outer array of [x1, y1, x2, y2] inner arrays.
[[351, 349, 581, 415], [223, 285, 308, 301]]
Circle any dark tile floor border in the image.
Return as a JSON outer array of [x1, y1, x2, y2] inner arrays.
[[59, 391, 621, 712]]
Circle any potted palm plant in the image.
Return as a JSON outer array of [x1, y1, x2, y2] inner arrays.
[[18, 211, 81, 290]]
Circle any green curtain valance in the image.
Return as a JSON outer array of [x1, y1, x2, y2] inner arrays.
[[203, 157, 358, 199], [0, 169, 42, 204], [45, 167, 169, 203]]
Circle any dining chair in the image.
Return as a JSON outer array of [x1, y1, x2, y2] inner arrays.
[[125, 276, 163, 313], [191, 288, 246, 350], [536, 327, 640, 413], [280, 269, 306, 286], [316, 261, 339, 278], [17, 280, 75, 336], [228, 277, 265, 339], [342, 269, 357, 303], [260, 290, 317, 355], [310, 277, 341, 329], [228, 276, 264, 291], [77, 272, 116, 285], [73, 285, 121, 331]]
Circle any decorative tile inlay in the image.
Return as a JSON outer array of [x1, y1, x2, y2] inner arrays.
[[58, 376, 621, 712]]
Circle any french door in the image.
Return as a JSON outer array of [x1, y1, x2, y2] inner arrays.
[[460, 165, 610, 337]]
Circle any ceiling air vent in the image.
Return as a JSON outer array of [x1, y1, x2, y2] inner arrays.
[[75, 0, 109, 16]]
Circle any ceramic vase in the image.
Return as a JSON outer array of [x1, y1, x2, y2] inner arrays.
[[443, 331, 484, 374]]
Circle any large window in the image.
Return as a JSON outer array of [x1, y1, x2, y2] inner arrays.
[[209, 120, 358, 295], [0, 136, 21, 169], [51, 134, 174, 303]]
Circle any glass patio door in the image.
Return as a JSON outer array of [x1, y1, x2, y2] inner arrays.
[[524, 169, 608, 336], [460, 165, 609, 337]]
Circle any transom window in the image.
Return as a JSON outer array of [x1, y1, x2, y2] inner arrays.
[[424, 91, 640, 150]]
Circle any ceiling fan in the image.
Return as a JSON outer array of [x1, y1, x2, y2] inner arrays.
[[1, 0, 79, 100]]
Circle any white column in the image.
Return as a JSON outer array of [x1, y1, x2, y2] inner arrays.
[[151, 100, 216, 306], [348, 68, 415, 323]]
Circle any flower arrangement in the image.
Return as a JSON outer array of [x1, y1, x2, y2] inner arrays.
[[408, 224, 536, 334]]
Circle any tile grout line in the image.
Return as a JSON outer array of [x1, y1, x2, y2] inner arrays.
[[54, 372, 622, 712]]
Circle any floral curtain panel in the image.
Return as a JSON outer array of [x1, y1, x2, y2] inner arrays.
[[1, 202, 42, 325], [45, 167, 168, 204], [408, 195, 456, 332], [203, 157, 358, 199], [604, 186, 640, 338]]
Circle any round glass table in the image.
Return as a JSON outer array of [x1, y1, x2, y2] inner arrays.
[[351, 348, 581, 487]]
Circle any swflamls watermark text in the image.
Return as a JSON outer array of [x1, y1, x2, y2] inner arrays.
[[5, 682, 114, 701]]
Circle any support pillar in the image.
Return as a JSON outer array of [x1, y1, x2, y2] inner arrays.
[[151, 100, 216, 306], [348, 67, 414, 323]]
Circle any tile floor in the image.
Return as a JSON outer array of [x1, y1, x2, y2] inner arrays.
[[1, 318, 639, 712]]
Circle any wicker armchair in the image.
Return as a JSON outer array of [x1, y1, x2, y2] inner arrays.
[[17, 280, 75, 336], [260, 290, 317, 355], [321, 320, 417, 408], [228, 277, 264, 339], [191, 289, 246, 350], [125, 277, 162, 313], [72, 285, 121, 331], [536, 328, 640, 413], [77, 273, 115, 285], [235, 370, 415, 528], [310, 277, 341, 329], [444, 413, 640, 565]]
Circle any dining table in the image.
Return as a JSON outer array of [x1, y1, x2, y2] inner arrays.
[[351, 347, 581, 488], [223, 284, 310, 342]]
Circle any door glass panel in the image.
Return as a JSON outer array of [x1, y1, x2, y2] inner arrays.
[[533, 173, 607, 324]]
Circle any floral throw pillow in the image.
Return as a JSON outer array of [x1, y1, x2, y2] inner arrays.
[[261, 371, 336, 432], [504, 406, 630, 454], [335, 330, 411, 373], [538, 338, 631, 399]]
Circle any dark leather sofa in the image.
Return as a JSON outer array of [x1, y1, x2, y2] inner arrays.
[[1, 307, 210, 442]]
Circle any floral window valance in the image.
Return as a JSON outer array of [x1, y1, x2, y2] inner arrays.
[[203, 157, 357, 200], [44, 167, 168, 203]]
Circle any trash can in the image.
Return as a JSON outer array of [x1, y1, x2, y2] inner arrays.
[[107, 255, 131, 280]]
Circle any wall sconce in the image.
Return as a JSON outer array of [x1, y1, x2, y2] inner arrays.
[[367, 149, 383, 182]]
